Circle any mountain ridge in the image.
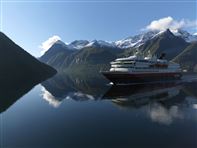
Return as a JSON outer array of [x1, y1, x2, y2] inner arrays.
[[41, 29, 197, 55], [40, 29, 197, 73]]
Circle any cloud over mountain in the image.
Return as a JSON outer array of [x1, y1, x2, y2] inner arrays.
[[39, 35, 61, 55], [145, 16, 197, 32]]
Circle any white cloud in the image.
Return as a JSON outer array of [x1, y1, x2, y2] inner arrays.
[[39, 35, 61, 55], [145, 16, 197, 32]]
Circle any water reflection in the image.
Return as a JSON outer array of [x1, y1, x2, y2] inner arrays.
[[41, 73, 197, 125], [103, 82, 182, 103], [1, 73, 197, 148], [41, 73, 109, 107], [42, 74, 197, 106], [41, 87, 62, 108], [148, 103, 183, 125], [0, 71, 56, 113], [103, 81, 197, 125]]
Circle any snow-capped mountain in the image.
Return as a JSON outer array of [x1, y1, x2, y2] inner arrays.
[[58, 39, 116, 50], [115, 29, 197, 49], [49, 29, 197, 51]]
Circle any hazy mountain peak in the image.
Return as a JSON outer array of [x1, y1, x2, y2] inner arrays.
[[55, 40, 67, 46], [160, 29, 174, 37], [69, 40, 89, 49]]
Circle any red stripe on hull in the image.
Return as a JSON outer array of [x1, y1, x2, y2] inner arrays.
[[102, 71, 182, 84]]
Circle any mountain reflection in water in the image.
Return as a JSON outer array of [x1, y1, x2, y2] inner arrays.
[[41, 73, 110, 107], [0, 81, 40, 113], [1, 73, 197, 148], [40, 73, 197, 125], [1, 72, 197, 119]]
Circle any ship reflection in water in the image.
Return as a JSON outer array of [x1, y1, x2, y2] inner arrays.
[[1, 73, 197, 148], [106, 79, 197, 126], [40, 74, 197, 125], [103, 82, 184, 125]]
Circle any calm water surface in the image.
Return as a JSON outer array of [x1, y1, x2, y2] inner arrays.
[[1, 74, 197, 148]]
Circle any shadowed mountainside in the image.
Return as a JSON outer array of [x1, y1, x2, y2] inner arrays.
[[0, 32, 57, 89]]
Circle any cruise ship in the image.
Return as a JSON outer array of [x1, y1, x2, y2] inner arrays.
[[101, 51, 182, 84]]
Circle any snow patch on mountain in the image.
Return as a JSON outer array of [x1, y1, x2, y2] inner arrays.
[[85, 40, 116, 48], [114, 30, 159, 49]]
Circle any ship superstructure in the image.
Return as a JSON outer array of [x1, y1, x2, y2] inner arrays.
[[102, 51, 182, 84]]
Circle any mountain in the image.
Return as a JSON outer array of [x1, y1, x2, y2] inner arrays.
[[138, 29, 189, 60], [39, 40, 76, 69], [69, 40, 117, 49], [66, 29, 197, 50], [41, 29, 197, 53], [40, 39, 118, 70], [60, 44, 123, 77], [172, 41, 197, 72], [40, 29, 197, 73], [116, 29, 197, 49], [40, 38, 122, 74], [0, 32, 56, 88], [114, 30, 160, 49]]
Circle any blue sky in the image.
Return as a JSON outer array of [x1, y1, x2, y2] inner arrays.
[[0, 0, 197, 57]]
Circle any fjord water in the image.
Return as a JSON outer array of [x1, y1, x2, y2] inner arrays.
[[1, 74, 197, 148]]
